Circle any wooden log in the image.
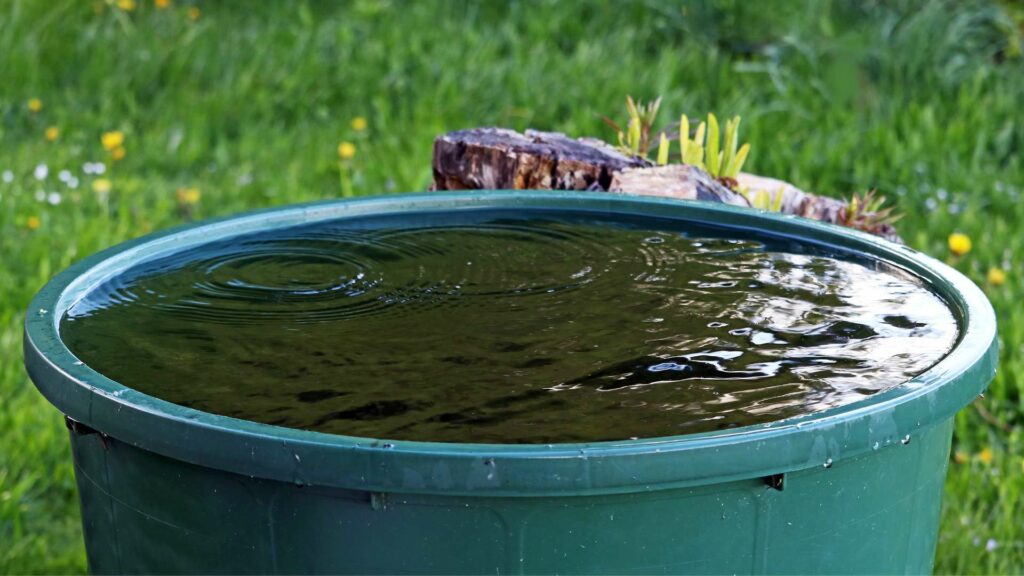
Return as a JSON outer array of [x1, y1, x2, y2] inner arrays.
[[430, 127, 901, 242], [432, 128, 646, 191], [736, 173, 845, 222], [431, 128, 746, 204], [610, 164, 751, 207], [735, 173, 901, 243]]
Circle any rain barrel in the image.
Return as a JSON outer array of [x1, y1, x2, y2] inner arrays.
[[24, 191, 998, 574]]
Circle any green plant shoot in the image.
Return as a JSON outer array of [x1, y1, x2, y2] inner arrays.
[[678, 113, 749, 180], [656, 133, 670, 165], [605, 96, 663, 158], [679, 115, 707, 166], [706, 113, 721, 175]]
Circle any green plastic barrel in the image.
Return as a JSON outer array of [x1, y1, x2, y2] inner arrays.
[[24, 191, 997, 575]]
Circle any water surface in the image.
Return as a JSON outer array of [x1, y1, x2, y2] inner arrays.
[[61, 211, 958, 443]]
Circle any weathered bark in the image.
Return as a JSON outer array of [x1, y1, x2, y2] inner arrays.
[[432, 128, 646, 191], [736, 173, 845, 222], [610, 164, 750, 207], [431, 127, 901, 242], [735, 173, 901, 243], [432, 128, 747, 205]]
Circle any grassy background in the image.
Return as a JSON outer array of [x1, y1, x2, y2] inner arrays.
[[1, 0, 1023, 572]]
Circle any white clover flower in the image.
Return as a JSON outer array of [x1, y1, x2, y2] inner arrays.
[[1, 170, 13, 183], [58, 169, 72, 182], [986, 539, 998, 552], [34, 164, 48, 180], [67, 177, 79, 189], [34, 190, 46, 202], [82, 162, 106, 175], [47, 192, 62, 205]]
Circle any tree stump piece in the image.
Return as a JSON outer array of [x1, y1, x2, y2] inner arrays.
[[432, 128, 646, 191], [610, 165, 751, 207], [430, 127, 901, 242], [736, 173, 901, 243]]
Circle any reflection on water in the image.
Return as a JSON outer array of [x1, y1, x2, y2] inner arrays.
[[61, 214, 958, 443]]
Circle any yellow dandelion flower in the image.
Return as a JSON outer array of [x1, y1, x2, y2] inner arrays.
[[176, 187, 201, 205], [101, 131, 125, 151], [28, 98, 43, 113], [338, 141, 357, 160], [26, 216, 41, 230], [45, 126, 60, 141], [187, 6, 200, 20], [111, 146, 126, 161], [351, 117, 368, 132], [987, 267, 1006, 286], [977, 447, 993, 465], [92, 178, 112, 194], [117, 0, 136, 10], [154, 0, 171, 8], [954, 450, 969, 464], [948, 232, 972, 257]]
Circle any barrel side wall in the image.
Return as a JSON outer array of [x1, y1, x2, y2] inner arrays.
[[70, 418, 952, 575]]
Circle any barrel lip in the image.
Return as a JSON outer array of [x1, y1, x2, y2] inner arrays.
[[24, 191, 998, 496]]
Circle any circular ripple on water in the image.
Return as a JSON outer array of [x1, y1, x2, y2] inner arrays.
[[74, 221, 650, 326], [373, 222, 620, 298], [59, 216, 963, 443]]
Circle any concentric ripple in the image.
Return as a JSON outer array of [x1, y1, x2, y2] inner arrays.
[[60, 213, 959, 443]]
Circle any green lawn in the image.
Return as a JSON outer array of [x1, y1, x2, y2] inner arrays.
[[1, 0, 1022, 572]]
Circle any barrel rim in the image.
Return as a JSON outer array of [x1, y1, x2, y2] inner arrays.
[[24, 191, 998, 496]]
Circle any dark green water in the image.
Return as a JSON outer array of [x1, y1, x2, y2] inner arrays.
[[61, 212, 958, 443]]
